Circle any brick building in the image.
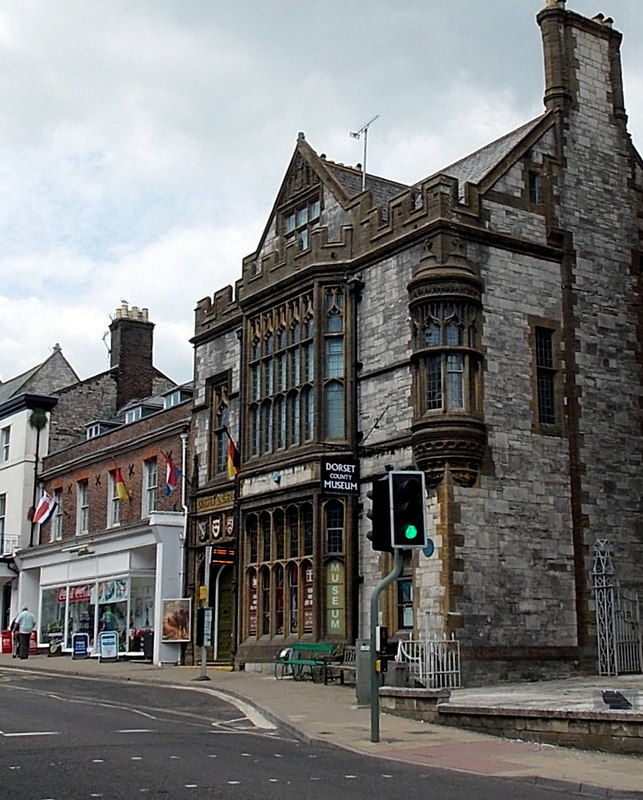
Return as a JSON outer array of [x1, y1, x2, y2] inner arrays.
[[14, 305, 190, 663], [191, 1, 642, 680]]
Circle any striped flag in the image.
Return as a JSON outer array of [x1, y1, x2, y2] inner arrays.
[[161, 451, 182, 495], [226, 432, 240, 480], [113, 467, 130, 501], [33, 491, 57, 525]]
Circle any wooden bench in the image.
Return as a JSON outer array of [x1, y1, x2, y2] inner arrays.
[[328, 645, 356, 685], [274, 643, 341, 683]]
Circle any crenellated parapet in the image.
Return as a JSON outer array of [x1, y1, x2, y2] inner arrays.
[[194, 284, 241, 338]]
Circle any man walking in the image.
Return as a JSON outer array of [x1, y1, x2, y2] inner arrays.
[[14, 607, 36, 659]]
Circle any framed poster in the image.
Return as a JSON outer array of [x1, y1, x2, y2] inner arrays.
[[161, 598, 192, 642]]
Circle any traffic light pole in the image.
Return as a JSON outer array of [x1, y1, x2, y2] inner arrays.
[[370, 548, 403, 742]]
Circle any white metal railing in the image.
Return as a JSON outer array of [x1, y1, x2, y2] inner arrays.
[[396, 636, 461, 689], [1, 534, 20, 556]]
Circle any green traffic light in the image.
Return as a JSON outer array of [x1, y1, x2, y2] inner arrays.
[[404, 524, 418, 540]]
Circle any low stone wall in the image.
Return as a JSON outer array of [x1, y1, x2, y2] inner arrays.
[[379, 687, 643, 756]]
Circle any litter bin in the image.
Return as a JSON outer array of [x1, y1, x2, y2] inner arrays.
[[142, 630, 154, 661], [1, 629, 12, 654]]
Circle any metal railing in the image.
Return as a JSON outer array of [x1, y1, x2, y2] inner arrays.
[[396, 635, 461, 689], [592, 538, 642, 676], [1, 534, 20, 556]]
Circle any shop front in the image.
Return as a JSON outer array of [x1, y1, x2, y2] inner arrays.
[[40, 576, 155, 655], [15, 511, 185, 664]]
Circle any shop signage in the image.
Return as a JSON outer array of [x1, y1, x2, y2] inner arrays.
[[58, 584, 92, 603], [196, 491, 234, 514], [325, 560, 346, 636], [98, 631, 119, 663], [72, 633, 90, 660], [320, 457, 359, 495], [210, 546, 235, 565]]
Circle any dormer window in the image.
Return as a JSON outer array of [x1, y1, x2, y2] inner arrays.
[[85, 420, 120, 439], [125, 407, 142, 424], [163, 389, 191, 409], [283, 196, 320, 251], [86, 424, 102, 440]]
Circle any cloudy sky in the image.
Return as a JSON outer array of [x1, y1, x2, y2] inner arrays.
[[1, 0, 641, 386]]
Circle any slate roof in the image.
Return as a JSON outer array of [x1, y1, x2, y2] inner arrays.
[[0, 365, 42, 404], [434, 114, 547, 197], [323, 160, 411, 206]]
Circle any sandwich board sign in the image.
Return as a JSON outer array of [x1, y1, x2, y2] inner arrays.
[[98, 631, 119, 663], [72, 633, 90, 660]]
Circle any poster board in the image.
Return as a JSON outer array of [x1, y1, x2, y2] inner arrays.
[[161, 598, 191, 642]]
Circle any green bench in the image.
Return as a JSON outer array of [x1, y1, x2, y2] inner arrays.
[[274, 642, 341, 683]]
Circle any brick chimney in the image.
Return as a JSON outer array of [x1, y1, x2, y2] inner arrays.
[[109, 302, 155, 409]]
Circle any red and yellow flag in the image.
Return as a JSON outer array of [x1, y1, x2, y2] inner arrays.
[[226, 434, 240, 480], [114, 467, 130, 501]]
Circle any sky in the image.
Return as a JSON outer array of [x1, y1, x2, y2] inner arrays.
[[1, 0, 641, 387]]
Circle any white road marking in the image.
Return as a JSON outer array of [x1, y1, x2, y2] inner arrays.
[[3, 731, 60, 737], [118, 729, 154, 733]]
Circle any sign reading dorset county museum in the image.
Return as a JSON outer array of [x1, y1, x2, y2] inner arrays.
[[320, 456, 359, 495]]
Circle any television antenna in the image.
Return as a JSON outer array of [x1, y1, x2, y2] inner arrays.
[[350, 114, 379, 191]]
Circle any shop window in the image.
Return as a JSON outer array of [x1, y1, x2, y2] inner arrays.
[[76, 480, 89, 535], [97, 578, 129, 652], [288, 563, 299, 634], [275, 565, 285, 635], [260, 567, 271, 636]]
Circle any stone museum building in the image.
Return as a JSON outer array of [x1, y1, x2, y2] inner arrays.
[[189, 1, 642, 681]]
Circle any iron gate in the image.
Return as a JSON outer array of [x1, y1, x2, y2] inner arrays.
[[592, 538, 642, 676]]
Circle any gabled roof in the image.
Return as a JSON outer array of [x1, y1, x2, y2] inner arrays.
[[0, 364, 42, 404], [428, 114, 548, 197], [0, 347, 79, 405], [322, 159, 411, 207]]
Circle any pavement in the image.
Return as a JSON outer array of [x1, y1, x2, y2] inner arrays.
[[1, 653, 642, 799]]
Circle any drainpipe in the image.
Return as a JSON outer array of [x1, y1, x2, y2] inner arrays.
[[347, 275, 364, 644], [179, 429, 189, 595]]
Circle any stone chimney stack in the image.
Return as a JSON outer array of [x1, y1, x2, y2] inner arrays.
[[109, 302, 155, 410], [537, 0, 627, 125]]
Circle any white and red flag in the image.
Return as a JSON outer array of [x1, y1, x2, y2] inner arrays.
[[32, 491, 57, 525]]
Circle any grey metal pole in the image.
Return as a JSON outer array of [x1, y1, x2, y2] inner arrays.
[[196, 545, 212, 681], [370, 549, 403, 742]]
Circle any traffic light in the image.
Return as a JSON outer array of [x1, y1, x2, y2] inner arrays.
[[390, 470, 427, 548], [366, 474, 392, 552]]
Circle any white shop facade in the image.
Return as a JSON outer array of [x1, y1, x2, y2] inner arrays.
[[15, 511, 186, 665]]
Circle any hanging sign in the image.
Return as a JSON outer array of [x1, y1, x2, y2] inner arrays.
[[320, 456, 359, 495]]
